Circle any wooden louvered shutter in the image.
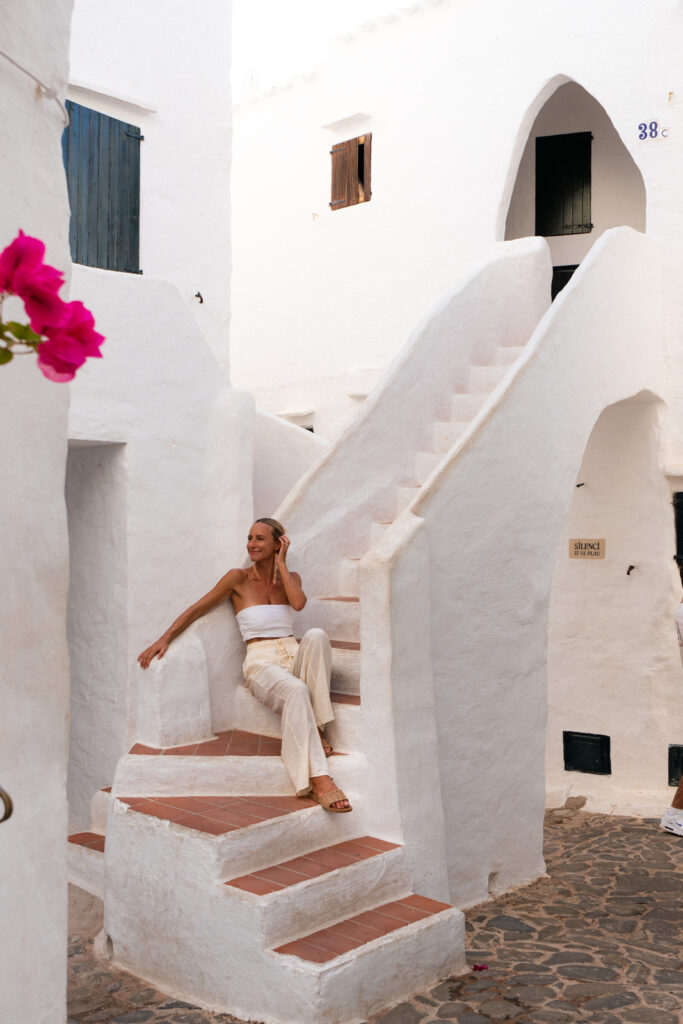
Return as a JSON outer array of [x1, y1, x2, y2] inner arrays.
[[535, 131, 592, 237], [62, 100, 141, 272], [360, 133, 372, 203], [330, 140, 351, 210]]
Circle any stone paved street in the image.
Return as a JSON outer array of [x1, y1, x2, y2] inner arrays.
[[68, 807, 683, 1024]]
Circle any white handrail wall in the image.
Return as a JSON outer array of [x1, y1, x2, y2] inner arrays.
[[362, 228, 664, 908], [277, 237, 551, 607]]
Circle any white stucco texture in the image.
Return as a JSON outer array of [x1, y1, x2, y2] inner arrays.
[[69, 0, 233, 363], [230, 0, 683, 437], [66, 443, 128, 828], [253, 409, 327, 514], [67, 267, 253, 808], [0, 3, 74, 1023]]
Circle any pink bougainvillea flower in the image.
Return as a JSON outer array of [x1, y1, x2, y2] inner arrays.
[[0, 230, 67, 332], [36, 300, 105, 382], [0, 231, 45, 292]]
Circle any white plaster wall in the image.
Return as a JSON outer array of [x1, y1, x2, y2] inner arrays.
[[505, 82, 646, 267], [68, 0, 233, 365], [68, 267, 254, 742], [0, 3, 73, 1022], [66, 443, 128, 829], [399, 228, 664, 906], [253, 410, 326, 516], [547, 398, 679, 814], [231, 0, 683, 438]]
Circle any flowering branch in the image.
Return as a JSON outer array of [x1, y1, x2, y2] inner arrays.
[[0, 231, 104, 382]]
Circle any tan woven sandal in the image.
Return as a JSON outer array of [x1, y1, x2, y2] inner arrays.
[[308, 785, 352, 813]]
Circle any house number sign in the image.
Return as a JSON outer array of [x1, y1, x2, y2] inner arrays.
[[638, 120, 670, 140], [569, 539, 605, 560]]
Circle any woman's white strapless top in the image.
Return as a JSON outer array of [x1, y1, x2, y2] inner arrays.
[[235, 604, 295, 642]]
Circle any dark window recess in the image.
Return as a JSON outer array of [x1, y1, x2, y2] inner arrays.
[[673, 493, 683, 565], [330, 133, 372, 211], [669, 745, 683, 787], [536, 132, 592, 237], [563, 731, 611, 775], [551, 264, 579, 301], [62, 100, 142, 273]]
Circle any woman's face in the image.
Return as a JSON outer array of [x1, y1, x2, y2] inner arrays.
[[247, 522, 277, 563]]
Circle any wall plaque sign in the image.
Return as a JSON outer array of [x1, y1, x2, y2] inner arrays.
[[569, 539, 605, 560]]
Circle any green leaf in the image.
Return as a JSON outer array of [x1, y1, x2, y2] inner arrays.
[[0, 347, 13, 364], [6, 321, 41, 344]]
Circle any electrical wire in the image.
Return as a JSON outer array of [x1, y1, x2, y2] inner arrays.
[[0, 48, 69, 126]]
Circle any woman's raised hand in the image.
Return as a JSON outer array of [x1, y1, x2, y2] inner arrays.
[[138, 638, 168, 670], [276, 533, 291, 573]]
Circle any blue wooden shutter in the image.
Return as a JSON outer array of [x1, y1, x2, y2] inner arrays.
[[62, 100, 141, 273], [535, 131, 592, 237]]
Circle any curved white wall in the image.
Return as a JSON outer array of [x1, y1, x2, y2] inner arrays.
[[0, 4, 73, 1022]]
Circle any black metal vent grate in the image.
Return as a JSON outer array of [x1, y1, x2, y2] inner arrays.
[[563, 731, 611, 775], [668, 745, 683, 787]]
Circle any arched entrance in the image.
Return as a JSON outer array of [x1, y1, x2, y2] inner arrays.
[[504, 81, 646, 299]]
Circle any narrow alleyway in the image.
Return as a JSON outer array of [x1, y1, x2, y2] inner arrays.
[[67, 807, 683, 1024]]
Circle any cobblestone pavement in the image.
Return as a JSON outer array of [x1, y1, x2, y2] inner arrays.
[[68, 807, 683, 1024]]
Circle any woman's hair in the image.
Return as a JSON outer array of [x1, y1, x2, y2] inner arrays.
[[255, 517, 286, 542]]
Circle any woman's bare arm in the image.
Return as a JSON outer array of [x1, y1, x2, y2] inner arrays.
[[137, 569, 244, 669]]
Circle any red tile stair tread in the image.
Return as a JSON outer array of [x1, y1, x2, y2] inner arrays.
[[225, 836, 399, 891], [127, 730, 282, 757], [273, 894, 453, 962], [330, 692, 360, 705], [120, 795, 315, 834], [329, 640, 360, 651], [68, 831, 105, 851]]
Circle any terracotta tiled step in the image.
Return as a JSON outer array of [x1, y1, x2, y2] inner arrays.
[[330, 639, 360, 652], [68, 830, 106, 852], [129, 729, 281, 757], [226, 835, 398, 895], [330, 691, 360, 706], [119, 794, 315, 837], [274, 893, 454, 963]]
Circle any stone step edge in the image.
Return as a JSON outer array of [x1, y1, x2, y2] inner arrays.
[[224, 835, 399, 895], [272, 893, 455, 964]]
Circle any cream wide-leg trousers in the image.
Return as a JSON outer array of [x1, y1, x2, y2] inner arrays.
[[242, 628, 334, 795]]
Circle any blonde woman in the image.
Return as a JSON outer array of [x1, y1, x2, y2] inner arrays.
[[138, 518, 351, 812]]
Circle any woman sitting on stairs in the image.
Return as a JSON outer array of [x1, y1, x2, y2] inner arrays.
[[137, 517, 352, 812]]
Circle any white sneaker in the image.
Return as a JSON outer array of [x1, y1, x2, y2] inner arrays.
[[660, 809, 683, 836]]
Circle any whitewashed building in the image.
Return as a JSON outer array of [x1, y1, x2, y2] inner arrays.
[[6, 2, 683, 1024]]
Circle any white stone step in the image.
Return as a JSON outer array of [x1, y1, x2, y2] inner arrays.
[[396, 484, 420, 515], [329, 642, 360, 694], [112, 748, 365, 798], [105, 801, 465, 1024], [414, 451, 442, 485], [67, 833, 105, 898], [496, 344, 525, 366], [306, 596, 360, 642], [232, 685, 362, 754], [90, 787, 113, 832], [224, 842, 412, 948], [467, 364, 508, 393], [369, 521, 393, 546], [432, 420, 470, 453], [450, 392, 488, 419], [338, 557, 361, 598]]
